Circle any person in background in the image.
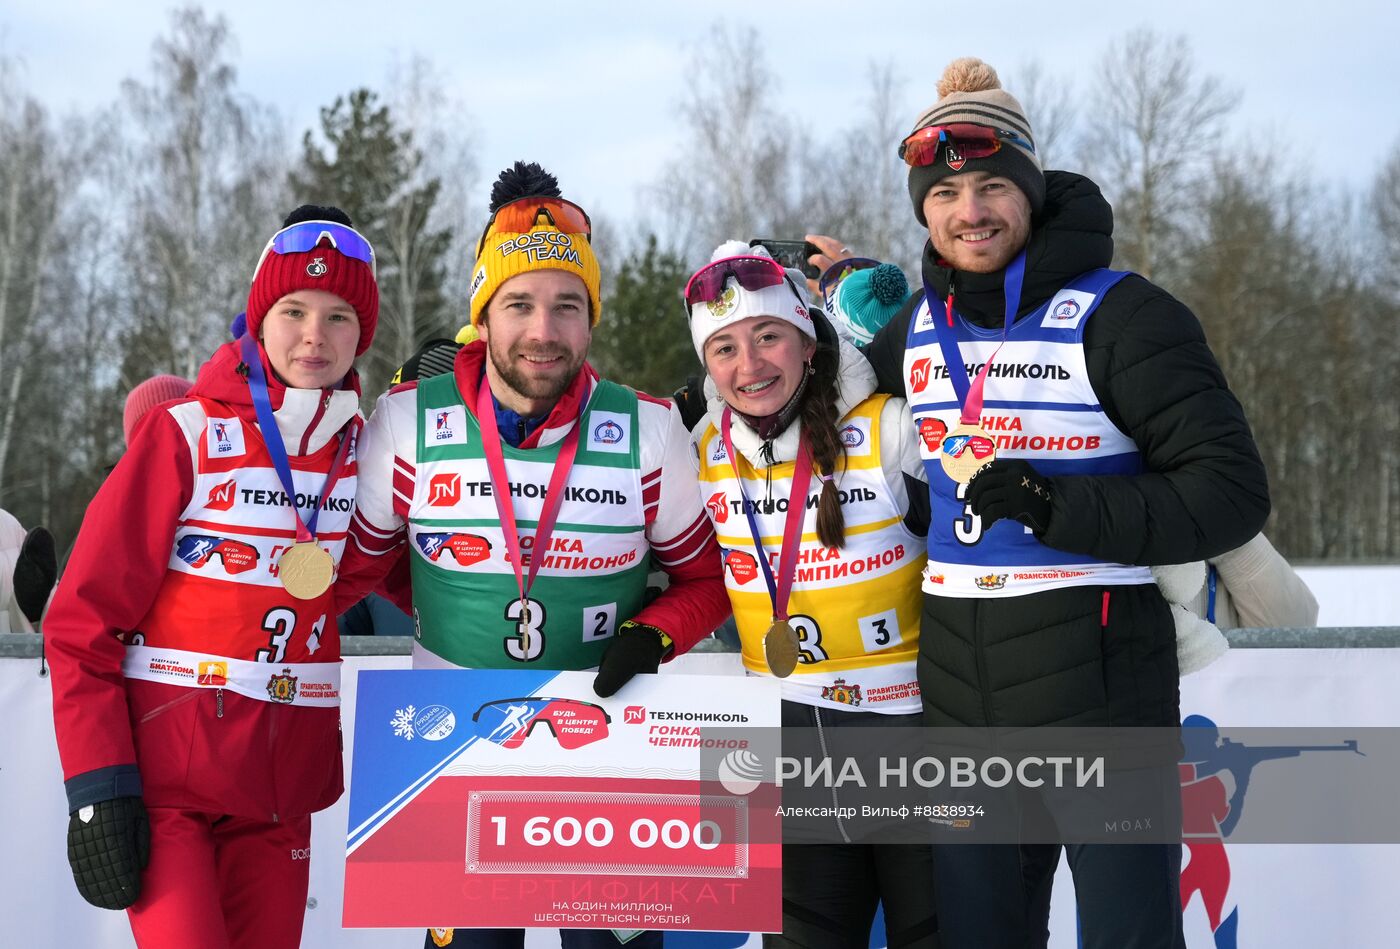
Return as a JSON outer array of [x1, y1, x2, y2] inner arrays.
[[1, 507, 56, 634], [685, 240, 937, 948], [47, 204, 378, 948], [823, 261, 915, 348], [123, 375, 194, 446], [1159, 532, 1320, 674]]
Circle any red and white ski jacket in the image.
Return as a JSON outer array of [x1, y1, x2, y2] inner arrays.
[[336, 340, 731, 657], [48, 339, 361, 820]]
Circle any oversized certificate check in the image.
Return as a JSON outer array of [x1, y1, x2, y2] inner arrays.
[[344, 669, 782, 932]]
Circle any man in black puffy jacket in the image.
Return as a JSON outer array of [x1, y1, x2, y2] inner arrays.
[[858, 57, 1270, 948]]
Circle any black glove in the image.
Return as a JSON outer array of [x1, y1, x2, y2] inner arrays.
[[67, 796, 151, 910], [593, 622, 670, 697], [965, 459, 1054, 533], [13, 526, 57, 623]]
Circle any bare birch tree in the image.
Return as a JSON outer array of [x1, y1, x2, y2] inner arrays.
[[799, 62, 922, 272], [291, 87, 454, 401], [1008, 60, 1077, 171], [1374, 139, 1400, 302], [1083, 29, 1239, 282], [115, 6, 288, 384], [0, 70, 67, 505], [386, 55, 483, 330], [649, 24, 802, 261]]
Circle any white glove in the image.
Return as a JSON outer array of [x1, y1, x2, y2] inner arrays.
[[1174, 603, 1229, 675], [1152, 561, 1207, 605]]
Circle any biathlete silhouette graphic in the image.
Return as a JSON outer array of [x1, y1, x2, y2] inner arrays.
[[1178, 714, 1362, 949]]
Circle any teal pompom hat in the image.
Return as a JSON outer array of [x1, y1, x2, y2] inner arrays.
[[828, 263, 912, 345]]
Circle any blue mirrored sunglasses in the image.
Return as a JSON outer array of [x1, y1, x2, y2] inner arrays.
[[256, 220, 377, 279]]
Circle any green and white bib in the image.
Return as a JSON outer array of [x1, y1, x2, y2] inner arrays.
[[408, 373, 651, 669]]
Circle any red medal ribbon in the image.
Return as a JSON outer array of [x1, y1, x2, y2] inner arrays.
[[475, 372, 586, 606], [925, 249, 1027, 426]]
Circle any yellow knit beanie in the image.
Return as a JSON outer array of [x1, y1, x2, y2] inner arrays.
[[468, 162, 600, 326]]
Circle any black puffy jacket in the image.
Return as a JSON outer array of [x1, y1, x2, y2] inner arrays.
[[866, 171, 1270, 726]]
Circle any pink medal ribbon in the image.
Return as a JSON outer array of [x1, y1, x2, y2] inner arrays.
[[720, 408, 813, 623], [475, 372, 586, 656]]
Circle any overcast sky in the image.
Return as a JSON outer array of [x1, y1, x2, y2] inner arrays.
[[5, 0, 1397, 225]]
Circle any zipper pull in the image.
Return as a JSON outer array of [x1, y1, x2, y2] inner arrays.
[[216, 688, 224, 718], [1101, 591, 1111, 628]]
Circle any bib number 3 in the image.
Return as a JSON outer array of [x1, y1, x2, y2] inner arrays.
[[955, 481, 984, 546], [504, 597, 547, 662]]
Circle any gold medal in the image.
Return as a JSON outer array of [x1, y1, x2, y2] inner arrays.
[[278, 542, 334, 599], [939, 422, 996, 485], [764, 619, 800, 679]]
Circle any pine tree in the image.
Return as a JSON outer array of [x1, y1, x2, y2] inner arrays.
[[590, 234, 699, 398], [291, 89, 453, 402]]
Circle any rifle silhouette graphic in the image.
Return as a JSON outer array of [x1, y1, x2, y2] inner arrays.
[[1198, 738, 1362, 836]]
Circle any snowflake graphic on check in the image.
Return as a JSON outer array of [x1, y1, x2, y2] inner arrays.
[[391, 705, 417, 740]]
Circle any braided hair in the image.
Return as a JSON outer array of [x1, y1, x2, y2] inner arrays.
[[799, 323, 846, 549]]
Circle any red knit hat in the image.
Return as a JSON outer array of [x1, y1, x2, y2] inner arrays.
[[123, 374, 193, 444], [245, 205, 379, 356]]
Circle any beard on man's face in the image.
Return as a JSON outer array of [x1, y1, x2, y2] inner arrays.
[[486, 336, 587, 407]]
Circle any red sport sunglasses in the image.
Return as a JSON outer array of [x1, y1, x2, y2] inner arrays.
[[899, 123, 1036, 168]]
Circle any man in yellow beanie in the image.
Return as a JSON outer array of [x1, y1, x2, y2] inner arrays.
[[335, 162, 731, 949]]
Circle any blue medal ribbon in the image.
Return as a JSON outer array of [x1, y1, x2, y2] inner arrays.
[[919, 249, 1027, 424], [238, 333, 355, 545]]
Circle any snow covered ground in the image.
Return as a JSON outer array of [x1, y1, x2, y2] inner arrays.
[[1294, 565, 1400, 627]]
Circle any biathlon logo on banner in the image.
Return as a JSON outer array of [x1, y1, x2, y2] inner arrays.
[[1178, 714, 1365, 949]]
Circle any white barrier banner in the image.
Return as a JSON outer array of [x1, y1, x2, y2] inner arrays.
[[5, 646, 1400, 947]]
